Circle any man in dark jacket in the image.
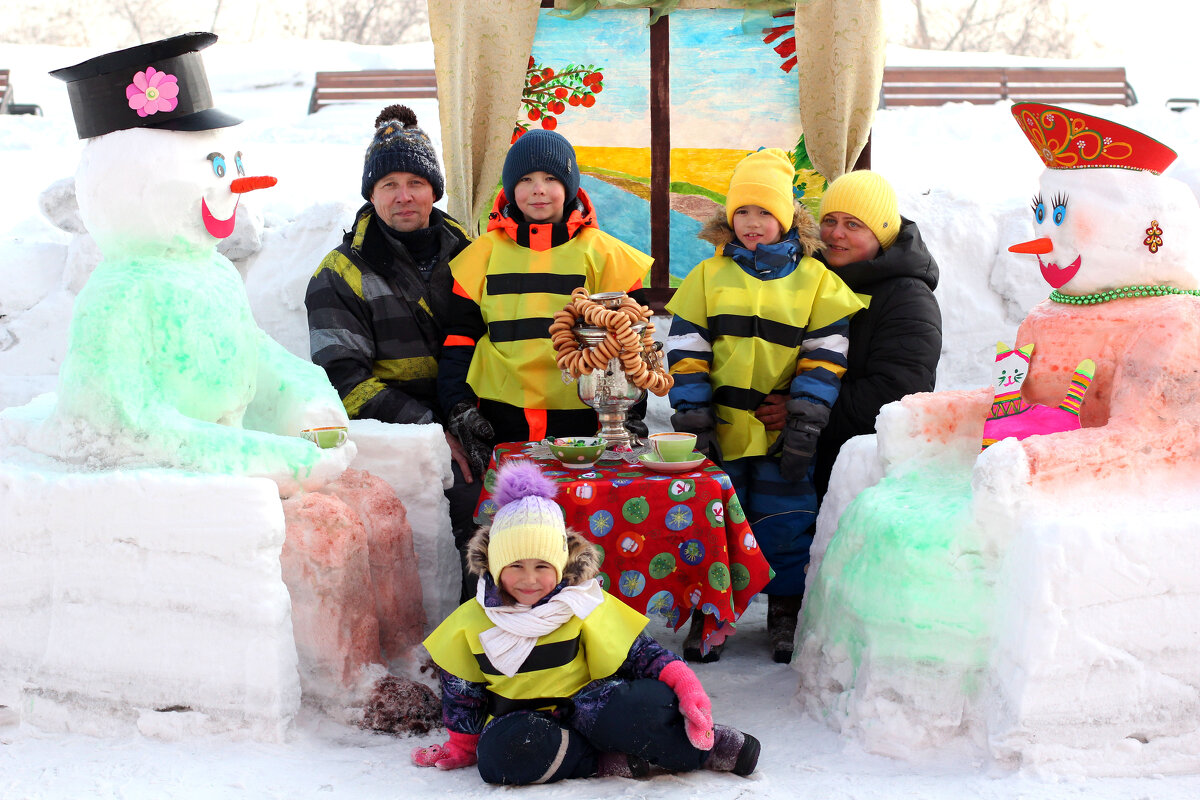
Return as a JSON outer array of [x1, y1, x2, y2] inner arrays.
[[305, 104, 482, 600]]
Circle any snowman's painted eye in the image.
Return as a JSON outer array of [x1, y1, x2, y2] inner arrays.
[[1051, 192, 1068, 226], [207, 152, 227, 178], [234, 151, 245, 177], [1031, 195, 1046, 224]]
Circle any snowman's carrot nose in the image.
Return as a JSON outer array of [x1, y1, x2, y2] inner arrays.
[[1008, 237, 1054, 254], [230, 175, 278, 194]]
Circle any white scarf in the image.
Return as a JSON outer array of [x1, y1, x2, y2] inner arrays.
[[478, 578, 605, 677]]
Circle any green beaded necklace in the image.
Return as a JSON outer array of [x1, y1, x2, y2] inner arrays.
[[1049, 285, 1200, 305]]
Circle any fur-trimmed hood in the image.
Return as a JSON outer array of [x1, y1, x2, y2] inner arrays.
[[698, 199, 823, 257], [466, 524, 601, 587]]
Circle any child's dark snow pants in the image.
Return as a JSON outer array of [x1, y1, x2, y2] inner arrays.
[[475, 678, 707, 785]]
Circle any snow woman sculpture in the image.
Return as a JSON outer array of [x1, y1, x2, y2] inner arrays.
[[31, 32, 352, 493], [795, 104, 1200, 776]]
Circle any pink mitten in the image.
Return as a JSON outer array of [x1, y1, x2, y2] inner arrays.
[[411, 730, 480, 770], [659, 659, 714, 750]]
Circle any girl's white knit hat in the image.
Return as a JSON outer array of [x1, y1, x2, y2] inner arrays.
[[487, 461, 569, 584]]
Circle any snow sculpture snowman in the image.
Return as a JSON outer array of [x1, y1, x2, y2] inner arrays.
[[35, 32, 350, 494], [795, 104, 1200, 775]]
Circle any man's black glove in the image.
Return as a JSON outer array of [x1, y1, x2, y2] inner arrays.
[[766, 398, 830, 482], [670, 407, 722, 466], [447, 401, 495, 478], [625, 417, 649, 440]]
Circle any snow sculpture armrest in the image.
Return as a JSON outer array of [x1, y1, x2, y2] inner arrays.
[[244, 331, 349, 437], [876, 387, 993, 469]]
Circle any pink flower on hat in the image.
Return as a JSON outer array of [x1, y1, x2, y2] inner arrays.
[[126, 66, 179, 117]]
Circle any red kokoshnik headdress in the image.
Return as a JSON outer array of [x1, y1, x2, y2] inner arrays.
[[1011, 102, 1177, 175]]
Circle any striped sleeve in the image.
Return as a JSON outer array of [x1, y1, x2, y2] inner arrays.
[[789, 265, 864, 408], [436, 276, 486, 415], [305, 253, 435, 425], [664, 269, 714, 411], [789, 315, 852, 408]]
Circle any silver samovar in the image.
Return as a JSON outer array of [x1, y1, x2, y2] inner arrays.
[[571, 291, 647, 452]]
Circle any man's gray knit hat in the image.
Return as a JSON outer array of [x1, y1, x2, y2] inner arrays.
[[361, 104, 444, 201]]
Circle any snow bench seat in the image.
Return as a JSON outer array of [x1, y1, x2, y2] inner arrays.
[[308, 69, 438, 114], [881, 66, 1137, 108]]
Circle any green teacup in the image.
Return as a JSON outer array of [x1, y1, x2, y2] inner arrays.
[[649, 432, 698, 462], [301, 426, 348, 449]]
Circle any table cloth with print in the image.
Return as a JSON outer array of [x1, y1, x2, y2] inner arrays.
[[474, 441, 773, 655]]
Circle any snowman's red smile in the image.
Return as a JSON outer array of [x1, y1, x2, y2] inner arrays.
[[201, 197, 239, 239], [200, 176, 277, 240], [1037, 254, 1082, 289]]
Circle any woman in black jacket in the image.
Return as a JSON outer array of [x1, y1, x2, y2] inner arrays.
[[810, 170, 942, 499]]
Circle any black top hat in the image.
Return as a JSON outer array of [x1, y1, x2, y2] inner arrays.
[[50, 32, 241, 140]]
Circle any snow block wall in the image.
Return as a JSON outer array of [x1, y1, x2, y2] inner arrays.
[[0, 466, 301, 740], [347, 419, 460, 625]]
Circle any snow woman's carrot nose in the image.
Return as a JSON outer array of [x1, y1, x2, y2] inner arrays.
[[1008, 237, 1054, 255], [230, 175, 278, 194]]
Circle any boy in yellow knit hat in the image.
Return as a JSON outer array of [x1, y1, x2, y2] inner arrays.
[[664, 149, 864, 663], [414, 460, 760, 784]]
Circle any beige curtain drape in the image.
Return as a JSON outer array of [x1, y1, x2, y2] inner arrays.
[[429, 1, 543, 233], [793, 0, 885, 181]]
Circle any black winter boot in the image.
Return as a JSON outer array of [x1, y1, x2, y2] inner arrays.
[[767, 594, 803, 663], [682, 612, 722, 663], [703, 725, 760, 776]]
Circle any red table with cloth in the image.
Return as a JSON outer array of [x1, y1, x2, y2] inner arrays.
[[473, 441, 773, 654]]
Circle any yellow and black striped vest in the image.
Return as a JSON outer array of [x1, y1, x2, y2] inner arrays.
[[449, 228, 651, 409], [424, 592, 648, 721], [666, 255, 864, 460]]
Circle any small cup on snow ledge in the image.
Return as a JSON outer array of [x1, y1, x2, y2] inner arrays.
[[300, 426, 349, 449]]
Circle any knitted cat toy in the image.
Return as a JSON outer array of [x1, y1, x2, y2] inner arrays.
[[981, 342, 1095, 450]]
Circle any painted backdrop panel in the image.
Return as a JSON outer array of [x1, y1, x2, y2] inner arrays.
[[522, 8, 825, 287]]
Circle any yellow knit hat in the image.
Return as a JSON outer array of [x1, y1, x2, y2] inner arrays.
[[817, 170, 900, 250], [725, 148, 796, 230], [487, 461, 569, 584]]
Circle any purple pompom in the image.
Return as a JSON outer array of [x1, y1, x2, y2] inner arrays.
[[492, 460, 558, 509]]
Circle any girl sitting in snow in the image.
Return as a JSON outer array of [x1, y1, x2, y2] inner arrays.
[[412, 460, 760, 784]]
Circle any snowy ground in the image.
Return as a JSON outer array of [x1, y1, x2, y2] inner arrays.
[[7, 600, 1200, 800], [4, 35, 1200, 800]]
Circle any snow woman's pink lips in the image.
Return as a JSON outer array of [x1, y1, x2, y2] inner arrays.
[[202, 175, 279, 239], [1008, 236, 1079, 289], [1037, 254, 1082, 289]]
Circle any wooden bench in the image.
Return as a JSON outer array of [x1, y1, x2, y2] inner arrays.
[[308, 69, 438, 114], [881, 66, 1137, 109], [0, 69, 43, 116]]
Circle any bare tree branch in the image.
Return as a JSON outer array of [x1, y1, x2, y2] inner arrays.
[[896, 0, 1075, 59]]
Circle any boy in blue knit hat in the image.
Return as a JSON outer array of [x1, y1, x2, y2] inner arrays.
[[413, 460, 760, 784], [436, 129, 652, 451]]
